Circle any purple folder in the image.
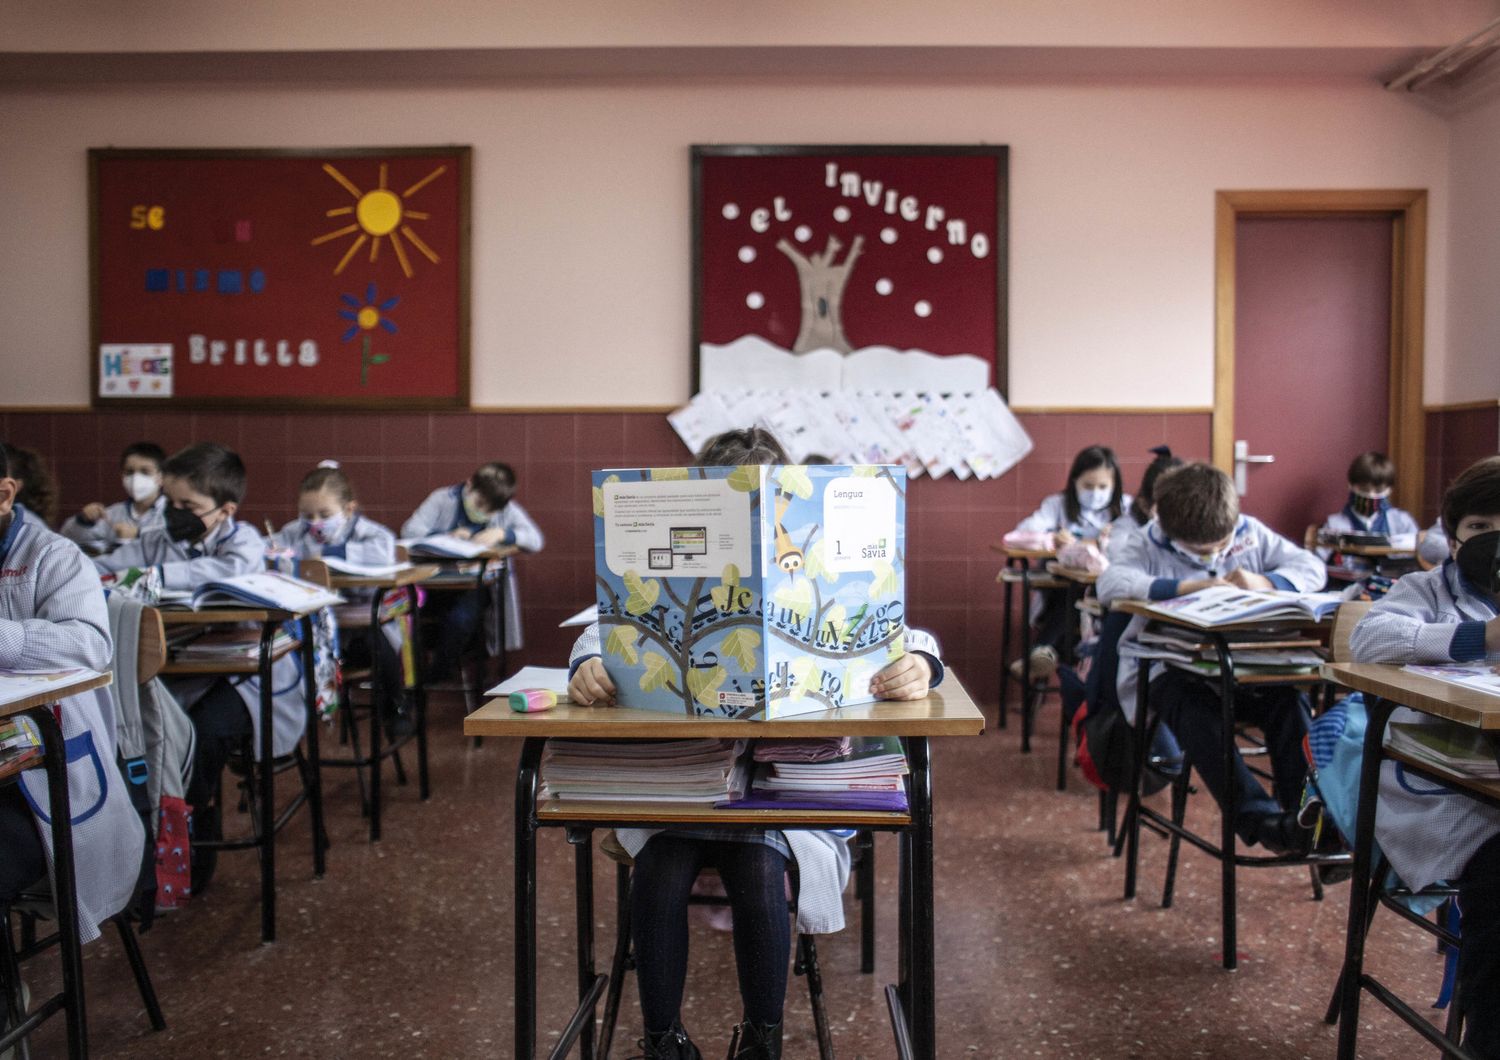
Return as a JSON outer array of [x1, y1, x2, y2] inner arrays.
[[717, 790, 909, 813]]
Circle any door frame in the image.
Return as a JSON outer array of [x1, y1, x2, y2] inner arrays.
[[1213, 189, 1428, 514]]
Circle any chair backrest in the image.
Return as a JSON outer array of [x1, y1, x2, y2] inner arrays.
[[1328, 600, 1374, 663], [395, 544, 410, 563], [137, 606, 167, 683], [1303, 524, 1321, 551], [299, 558, 331, 588]]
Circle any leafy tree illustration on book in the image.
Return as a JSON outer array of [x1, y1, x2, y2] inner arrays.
[[595, 464, 906, 716]]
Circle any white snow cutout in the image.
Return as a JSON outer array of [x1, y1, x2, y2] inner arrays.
[[738, 246, 756, 263], [880, 227, 898, 244], [794, 225, 812, 243], [722, 203, 740, 220], [833, 206, 851, 222], [875, 278, 894, 296], [927, 247, 944, 264], [746, 292, 765, 310], [915, 300, 933, 318], [699, 334, 989, 394]]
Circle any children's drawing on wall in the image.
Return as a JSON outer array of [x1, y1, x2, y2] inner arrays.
[[692, 146, 1008, 395]]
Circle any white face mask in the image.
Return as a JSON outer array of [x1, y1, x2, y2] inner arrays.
[[1172, 540, 1230, 570], [462, 490, 491, 525], [305, 512, 347, 544], [1076, 485, 1112, 512], [122, 472, 158, 504]]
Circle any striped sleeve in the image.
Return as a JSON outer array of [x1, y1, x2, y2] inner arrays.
[[0, 540, 111, 672]]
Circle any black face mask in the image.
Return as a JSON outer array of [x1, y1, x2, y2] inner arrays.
[[165, 505, 211, 544], [1455, 530, 1500, 594]]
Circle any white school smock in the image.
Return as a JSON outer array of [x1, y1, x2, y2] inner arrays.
[[569, 625, 944, 935], [276, 513, 402, 649], [61, 495, 167, 555], [0, 506, 145, 943], [1318, 503, 1421, 570], [1349, 562, 1500, 891], [1096, 516, 1327, 722], [401, 484, 544, 652], [97, 520, 307, 759], [1105, 511, 1146, 561], [1419, 519, 1449, 568], [1015, 491, 1132, 540]]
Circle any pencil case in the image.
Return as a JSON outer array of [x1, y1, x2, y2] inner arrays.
[[509, 688, 557, 713]]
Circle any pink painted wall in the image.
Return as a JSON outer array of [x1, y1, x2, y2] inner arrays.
[[5, 0, 1492, 53], [1444, 79, 1500, 403], [0, 76, 1453, 409]]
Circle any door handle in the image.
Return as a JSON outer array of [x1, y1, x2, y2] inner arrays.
[[1233, 439, 1275, 495]]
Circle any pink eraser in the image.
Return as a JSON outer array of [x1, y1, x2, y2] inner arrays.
[[509, 688, 557, 713]]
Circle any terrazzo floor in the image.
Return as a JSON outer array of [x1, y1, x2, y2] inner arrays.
[[18, 688, 1466, 1058]]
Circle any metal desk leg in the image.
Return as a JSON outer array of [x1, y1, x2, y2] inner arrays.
[[409, 586, 431, 799], [515, 737, 543, 1060], [30, 704, 87, 1059], [908, 737, 936, 1060], [300, 618, 327, 875], [1122, 659, 1151, 895], [1336, 695, 1396, 1060], [1057, 578, 1083, 791], [365, 593, 385, 843], [1211, 636, 1238, 971], [573, 830, 597, 1060], [258, 621, 278, 943], [1020, 566, 1035, 754], [998, 561, 1014, 729]]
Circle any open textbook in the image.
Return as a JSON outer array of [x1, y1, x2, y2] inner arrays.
[[1401, 663, 1500, 698], [158, 571, 342, 613], [397, 534, 492, 559], [316, 556, 415, 579], [1145, 584, 1351, 628], [0, 668, 106, 709]]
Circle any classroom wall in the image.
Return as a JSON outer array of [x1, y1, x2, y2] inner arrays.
[[0, 75, 1458, 408], [1444, 80, 1500, 404]]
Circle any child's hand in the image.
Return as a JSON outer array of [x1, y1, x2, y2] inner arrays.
[[869, 653, 933, 701], [1054, 529, 1076, 548], [1225, 569, 1274, 591], [113, 522, 138, 540], [472, 527, 506, 547], [1178, 576, 1229, 595], [81, 502, 107, 523], [450, 528, 473, 540], [568, 658, 617, 706]]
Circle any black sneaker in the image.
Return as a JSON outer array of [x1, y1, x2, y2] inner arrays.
[[630, 1023, 701, 1060], [727, 1020, 782, 1060], [1248, 810, 1312, 856]]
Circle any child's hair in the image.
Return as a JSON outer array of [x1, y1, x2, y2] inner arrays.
[[1062, 445, 1124, 524], [8, 446, 58, 526], [0, 439, 10, 479], [120, 441, 166, 471], [1154, 462, 1240, 544], [1348, 451, 1397, 492], [1129, 446, 1184, 524], [1441, 455, 1500, 540], [694, 428, 789, 467], [300, 460, 354, 506], [163, 442, 247, 506], [468, 461, 516, 512]]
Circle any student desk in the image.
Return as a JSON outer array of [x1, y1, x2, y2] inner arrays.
[[465, 680, 986, 1060], [1324, 663, 1500, 1060], [1111, 601, 1347, 970], [160, 606, 327, 943], [0, 670, 111, 1060], [1322, 542, 1418, 584], [992, 543, 1060, 741], [413, 545, 518, 691], [315, 563, 438, 842]]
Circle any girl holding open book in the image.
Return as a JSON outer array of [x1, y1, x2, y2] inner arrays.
[[567, 428, 945, 1060]]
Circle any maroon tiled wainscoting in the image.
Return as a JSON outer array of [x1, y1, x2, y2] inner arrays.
[[7, 405, 1490, 704], [1424, 402, 1500, 521], [0, 407, 1212, 705]]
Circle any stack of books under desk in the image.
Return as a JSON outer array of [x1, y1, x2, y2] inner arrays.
[[733, 735, 910, 812], [540, 739, 749, 803]]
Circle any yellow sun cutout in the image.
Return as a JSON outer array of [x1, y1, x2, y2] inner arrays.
[[311, 161, 445, 278]]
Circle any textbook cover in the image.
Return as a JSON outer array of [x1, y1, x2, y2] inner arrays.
[[591, 464, 907, 719]]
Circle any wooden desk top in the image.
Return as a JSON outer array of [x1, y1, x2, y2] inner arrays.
[[1323, 663, 1500, 731], [160, 606, 298, 626], [1047, 562, 1099, 585], [0, 672, 113, 717], [536, 801, 912, 828], [464, 672, 987, 739], [1320, 541, 1415, 558], [325, 564, 440, 590], [412, 544, 518, 565], [991, 542, 1055, 560]]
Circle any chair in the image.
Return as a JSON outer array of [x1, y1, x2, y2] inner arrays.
[[1, 604, 170, 1055], [594, 835, 855, 1060]]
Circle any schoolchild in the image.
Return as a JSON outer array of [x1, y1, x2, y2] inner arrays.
[[0, 439, 144, 943], [273, 461, 408, 734], [1012, 445, 1130, 678], [61, 441, 168, 554], [402, 462, 544, 681], [95, 442, 290, 891], [1097, 462, 1326, 852], [1349, 454, 1500, 1060], [567, 428, 944, 1060], [1318, 451, 1420, 576], [1106, 446, 1182, 561]]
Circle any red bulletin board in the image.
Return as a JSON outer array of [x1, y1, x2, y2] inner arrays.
[[90, 147, 471, 408]]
